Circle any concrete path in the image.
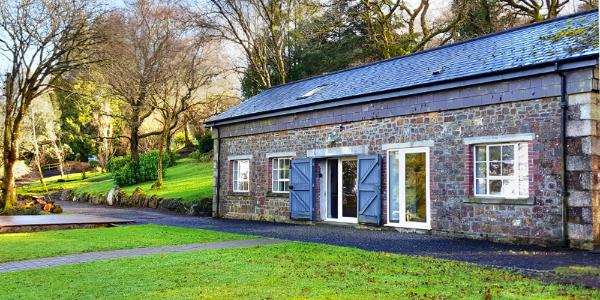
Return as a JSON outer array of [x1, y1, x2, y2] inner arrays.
[[0, 238, 284, 273], [57, 200, 600, 272]]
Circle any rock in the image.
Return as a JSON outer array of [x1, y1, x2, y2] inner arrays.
[[106, 187, 119, 206], [158, 198, 186, 213], [128, 188, 145, 206], [148, 196, 160, 209], [51, 204, 63, 214], [33, 196, 46, 206], [59, 189, 74, 202], [43, 203, 54, 212], [188, 198, 212, 216]]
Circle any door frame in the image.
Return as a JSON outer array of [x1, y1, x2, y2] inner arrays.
[[325, 157, 359, 224], [386, 147, 431, 230]]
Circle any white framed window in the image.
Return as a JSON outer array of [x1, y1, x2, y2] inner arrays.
[[271, 157, 291, 193], [473, 143, 529, 198], [232, 160, 250, 192]]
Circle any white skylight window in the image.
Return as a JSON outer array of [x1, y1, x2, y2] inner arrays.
[[297, 84, 329, 99]]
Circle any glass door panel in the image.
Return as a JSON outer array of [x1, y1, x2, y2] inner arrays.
[[387, 148, 430, 229], [341, 160, 358, 218], [404, 152, 427, 223]]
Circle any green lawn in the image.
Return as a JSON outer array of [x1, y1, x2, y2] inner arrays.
[[17, 172, 111, 196], [0, 224, 252, 263], [74, 158, 213, 203], [18, 158, 214, 203], [0, 242, 596, 299]]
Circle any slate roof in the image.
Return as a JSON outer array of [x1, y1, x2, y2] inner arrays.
[[209, 10, 599, 124]]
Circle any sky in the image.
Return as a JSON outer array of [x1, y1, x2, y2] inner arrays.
[[0, 0, 589, 75]]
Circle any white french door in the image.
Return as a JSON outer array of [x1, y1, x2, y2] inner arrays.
[[325, 158, 358, 223], [387, 147, 430, 229]]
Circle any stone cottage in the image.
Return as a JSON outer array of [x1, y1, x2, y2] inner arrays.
[[205, 11, 600, 250]]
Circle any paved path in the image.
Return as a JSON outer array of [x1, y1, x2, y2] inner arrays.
[[57, 200, 600, 272], [0, 238, 283, 273]]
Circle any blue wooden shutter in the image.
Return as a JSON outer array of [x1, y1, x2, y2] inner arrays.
[[357, 155, 382, 225], [289, 158, 315, 220]]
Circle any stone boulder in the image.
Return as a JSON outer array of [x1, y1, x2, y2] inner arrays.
[[158, 198, 187, 214], [148, 195, 160, 209], [129, 188, 146, 207]]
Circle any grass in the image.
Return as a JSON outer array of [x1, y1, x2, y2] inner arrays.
[[0, 224, 252, 263], [553, 266, 600, 277], [0, 242, 597, 299], [17, 172, 111, 196], [74, 158, 213, 203], [18, 158, 214, 203]]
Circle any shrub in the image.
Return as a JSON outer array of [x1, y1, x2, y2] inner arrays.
[[89, 160, 99, 170], [195, 130, 213, 154], [106, 156, 129, 173], [168, 150, 178, 167], [107, 151, 171, 187], [112, 159, 136, 186], [138, 150, 169, 182], [189, 150, 213, 162]]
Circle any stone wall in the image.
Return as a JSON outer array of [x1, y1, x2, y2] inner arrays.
[[215, 96, 568, 246], [566, 91, 600, 250]]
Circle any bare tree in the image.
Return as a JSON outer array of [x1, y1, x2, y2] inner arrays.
[[499, 0, 569, 21], [97, 0, 182, 179], [0, 0, 100, 209], [578, 0, 598, 10], [201, 0, 302, 91], [361, 0, 465, 59], [150, 40, 218, 188]]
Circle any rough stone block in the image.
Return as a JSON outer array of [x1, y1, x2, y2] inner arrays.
[[579, 103, 600, 121], [568, 92, 593, 106], [568, 191, 591, 207], [566, 156, 591, 171], [567, 120, 596, 137], [568, 223, 593, 241]]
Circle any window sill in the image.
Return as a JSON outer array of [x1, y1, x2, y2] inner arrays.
[[228, 192, 251, 197], [464, 196, 534, 205], [266, 192, 289, 198]]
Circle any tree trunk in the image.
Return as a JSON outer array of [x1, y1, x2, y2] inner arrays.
[[130, 105, 141, 183], [184, 121, 194, 147], [30, 113, 47, 192], [153, 129, 168, 189], [2, 142, 18, 210], [166, 131, 173, 164]]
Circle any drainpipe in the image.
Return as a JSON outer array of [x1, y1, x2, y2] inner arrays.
[[214, 126, 221, 218], [556, 62, 569, 247]]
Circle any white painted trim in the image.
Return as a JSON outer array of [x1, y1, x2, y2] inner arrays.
[[385, 147, 431, 230], [307, 145, 368, 158], [462, 133, 535, 145], [227, 154, 253, 161], [266, 152, 296, 158], [382, 140, 434, 150]]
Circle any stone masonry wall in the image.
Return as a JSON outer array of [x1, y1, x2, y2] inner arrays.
[[566, 91, 600, 250], [215, 96, 567, 246]]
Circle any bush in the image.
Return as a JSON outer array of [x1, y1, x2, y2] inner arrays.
[[112, 159, 136, 186], [106, 156, 129, 173], [168, 150, 178, 167], [138, 150, 169, 183], [107, 151, 171, 187], [195, 131, 213, 154], [189, 150, 213, 162], [89, 160, 99, 170]]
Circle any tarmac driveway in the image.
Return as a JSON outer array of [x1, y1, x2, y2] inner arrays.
[[56, 200, 600, 274]]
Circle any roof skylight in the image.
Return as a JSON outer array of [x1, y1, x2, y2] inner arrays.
[[297, 84, 330, 99]]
